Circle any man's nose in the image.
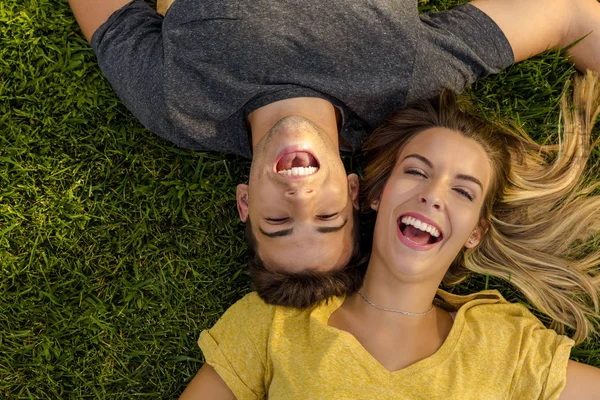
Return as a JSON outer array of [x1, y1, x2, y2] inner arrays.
[[284, 188, 316, 219], [285, 188, 315, 201]]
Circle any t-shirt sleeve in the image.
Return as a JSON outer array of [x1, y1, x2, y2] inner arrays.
[[483, 302, 574, 400], [511, 325, 574, 399], [458, 296, 575, 400], [198, 293, 275, 400], [409, 3, 514, 100], [90, 0, 171, 140]]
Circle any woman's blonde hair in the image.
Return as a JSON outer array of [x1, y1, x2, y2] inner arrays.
[[362, 72, 600, 344]]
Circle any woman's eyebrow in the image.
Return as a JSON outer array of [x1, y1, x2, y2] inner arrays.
[[456, 174, 483, 191], [402, 154, 433, 168]]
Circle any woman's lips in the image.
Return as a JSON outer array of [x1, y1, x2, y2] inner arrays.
[[396, 213, 444, 251], [397, 223, 440, 251]]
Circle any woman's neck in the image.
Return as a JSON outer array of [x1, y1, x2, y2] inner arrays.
[[354, 257, 445, 322], [328, 257, 454, 372]]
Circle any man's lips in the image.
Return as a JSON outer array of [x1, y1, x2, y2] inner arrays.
[[274, 149, 320, 177]]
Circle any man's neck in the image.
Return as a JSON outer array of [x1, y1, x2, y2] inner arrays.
[[248, 97, 340, 150]]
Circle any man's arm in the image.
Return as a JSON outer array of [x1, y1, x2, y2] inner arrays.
[[67, 0, 175, 145], [179, 364, 237, 400], [67, 0, 132, 42], [559, 360, 600, 399], [471, 0, 600, 72], [156, 0, 175, 16]]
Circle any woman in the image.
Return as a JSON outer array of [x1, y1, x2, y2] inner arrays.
[[179, 73, 600, 399]]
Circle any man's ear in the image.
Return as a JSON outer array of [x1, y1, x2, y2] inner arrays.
[[236, 184, 249, 222], [348, 173, 360, 210], [465, 218, 490, 248]]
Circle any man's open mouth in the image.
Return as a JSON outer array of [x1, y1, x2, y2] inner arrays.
[[276, 151, 320, 176], [398, 215, 443, 245]]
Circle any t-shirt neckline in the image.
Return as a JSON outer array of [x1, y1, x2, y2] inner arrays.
[[315, 289, 503, 376]]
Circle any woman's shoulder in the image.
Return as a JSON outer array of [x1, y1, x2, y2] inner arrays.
[[436, 290, 574, 398], [438, 289, 574, 352], [436, 289, 570, 344], [199, 292, 345, 363], [218, 292, 277, 323], [438, 289, 534, 319], [436, 288, 507, 309], [214, 292, 344, 327], [198, 293, 278, 361]]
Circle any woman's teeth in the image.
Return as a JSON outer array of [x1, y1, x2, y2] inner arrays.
[[277, 166, 318, 176], [401, 216, 440, 238]]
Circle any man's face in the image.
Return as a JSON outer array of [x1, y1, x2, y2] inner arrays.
[[237, 116, 359, 273]]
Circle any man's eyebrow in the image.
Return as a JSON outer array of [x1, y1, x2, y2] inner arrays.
[[258, 227, 294, 238], [404, 154, 483, 191], [402, 154, 433, 168], [258, 218, 348, 238], [315, 218, 348, 233], [456, 174, 483, 191]]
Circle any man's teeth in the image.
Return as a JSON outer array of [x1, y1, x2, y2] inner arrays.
[[277, 166, 318, 176], [401, 216, 440, 238]]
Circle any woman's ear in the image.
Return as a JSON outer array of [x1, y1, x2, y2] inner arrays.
[[465, 219, 489, 248], [370, 197, 380, 211], [348, 173, 360, 210], [479, 219, 490, 235], [236, 184, 249, 222]]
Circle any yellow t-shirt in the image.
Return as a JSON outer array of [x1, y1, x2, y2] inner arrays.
[[199, 290, 574, 400]]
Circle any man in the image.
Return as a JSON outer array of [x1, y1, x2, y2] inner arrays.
[[67, 0, 600, 304]]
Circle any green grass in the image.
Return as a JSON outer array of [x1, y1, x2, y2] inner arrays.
[[1, 0, 598, 398]]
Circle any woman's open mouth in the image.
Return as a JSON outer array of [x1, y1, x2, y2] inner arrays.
[[397, 214, 443, 249], [275, 151, 320, 176]]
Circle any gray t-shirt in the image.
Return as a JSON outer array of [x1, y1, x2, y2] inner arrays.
[[91, 0, 513, 158]]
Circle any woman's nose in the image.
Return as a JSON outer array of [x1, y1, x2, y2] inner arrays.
[[418, 184, 444, 210]]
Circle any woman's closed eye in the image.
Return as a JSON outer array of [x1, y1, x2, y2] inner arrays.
[[405, 167, 475, 201], [453, 188, 474, 201], [405, 168, 427, 178]]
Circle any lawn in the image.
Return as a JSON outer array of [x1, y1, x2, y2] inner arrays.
[[1, 0, 598, 398]]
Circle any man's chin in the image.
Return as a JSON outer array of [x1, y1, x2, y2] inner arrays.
[[264, 116, 327, 149]]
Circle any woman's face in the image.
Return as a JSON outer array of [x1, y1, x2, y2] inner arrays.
[[370, 127, 492, 282]]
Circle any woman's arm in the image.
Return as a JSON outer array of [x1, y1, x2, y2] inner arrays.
[[471, 0, 600, 72], [67, 0, 133, 42], [179, 364, 237, 400], [559, 360, 600, 399]]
